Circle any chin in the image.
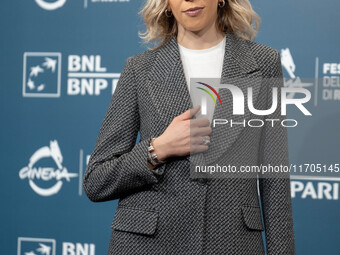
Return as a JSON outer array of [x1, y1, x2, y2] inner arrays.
[[183, 23, 205, 32]]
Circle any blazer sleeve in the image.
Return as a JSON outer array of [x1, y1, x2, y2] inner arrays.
[[83, 56, 166, 202], [258, 50, 296, 254]]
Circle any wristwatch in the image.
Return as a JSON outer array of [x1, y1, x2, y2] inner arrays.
[[147, 137, 166, 167]]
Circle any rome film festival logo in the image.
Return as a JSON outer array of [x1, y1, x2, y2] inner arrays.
[[23, 52, 61, 98], [19, 140, 78, 196], [35, 0, 66, 11], [280, 48, 313, 99]]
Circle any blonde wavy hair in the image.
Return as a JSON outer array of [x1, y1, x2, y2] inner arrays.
[[138, 0, 261, 51]]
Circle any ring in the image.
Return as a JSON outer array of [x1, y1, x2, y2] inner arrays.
[[202, 136, 210, 145]]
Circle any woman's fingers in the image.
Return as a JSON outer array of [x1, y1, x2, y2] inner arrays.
[[190, 135, 211, 145], [190, 125, 212, 137], [177, 105, 201, 121]]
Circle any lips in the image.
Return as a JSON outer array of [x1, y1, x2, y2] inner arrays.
[[183, 7, 204, 12]]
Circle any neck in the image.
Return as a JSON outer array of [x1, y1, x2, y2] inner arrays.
[[176, 21, 225, 50]]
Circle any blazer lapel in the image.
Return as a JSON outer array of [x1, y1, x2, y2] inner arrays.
[[146, 32, 262, 167], [145, 35, 193, 129]]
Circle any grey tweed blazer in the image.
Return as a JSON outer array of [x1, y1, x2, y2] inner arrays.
[[83, 32, 296, 255]]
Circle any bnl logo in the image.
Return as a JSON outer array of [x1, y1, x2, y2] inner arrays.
[[17, 237, 55, 255], [18, 237, 95, 255], [23, 52, 61, 98]]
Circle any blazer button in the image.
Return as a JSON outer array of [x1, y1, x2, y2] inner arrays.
[[197, 178, 207, 185], [152, 183, 159, 191]]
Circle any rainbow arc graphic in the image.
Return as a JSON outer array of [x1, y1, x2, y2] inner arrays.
[[195, 82, 222, 116]]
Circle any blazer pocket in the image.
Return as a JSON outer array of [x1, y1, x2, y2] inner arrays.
[[241, 205, 264, 231], [111, 206, 159, 236]]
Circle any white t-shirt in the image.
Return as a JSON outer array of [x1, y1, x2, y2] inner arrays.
[[178, 37, 226, 123]]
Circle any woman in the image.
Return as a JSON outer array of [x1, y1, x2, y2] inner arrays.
[[83, 0, 296, 254]]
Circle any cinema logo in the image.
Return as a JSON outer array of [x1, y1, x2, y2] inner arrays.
[[194, 81, 312, 128], [23, 52, 120, 97], [34, 0, 130, 10], [35, 0, 66, 11], [18, 140, 78, 196]]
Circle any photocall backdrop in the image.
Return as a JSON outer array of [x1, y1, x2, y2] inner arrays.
[[1, 0, 339, 254]]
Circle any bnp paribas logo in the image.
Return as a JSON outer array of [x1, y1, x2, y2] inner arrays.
[[23, 52, 61, 98]]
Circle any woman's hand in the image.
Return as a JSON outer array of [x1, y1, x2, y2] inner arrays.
[[152, 105, 212, 161]]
